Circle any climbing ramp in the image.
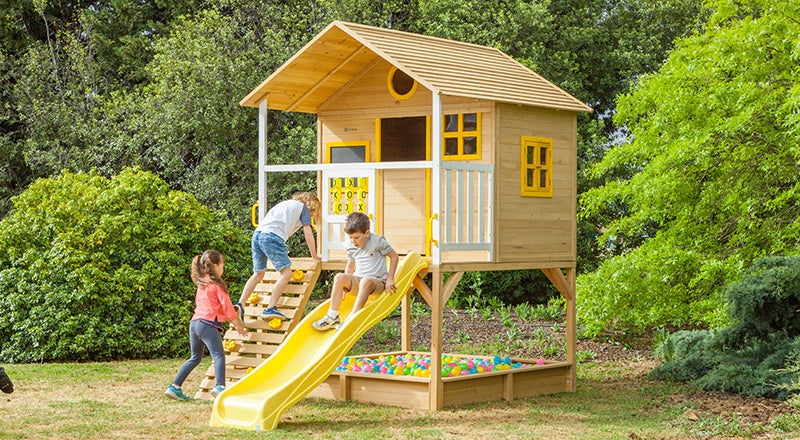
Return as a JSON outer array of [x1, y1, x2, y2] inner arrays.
[[194, 258, 321, 399]]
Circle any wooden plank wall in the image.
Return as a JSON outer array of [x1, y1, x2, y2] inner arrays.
[[319, 60, 497, 260], [494, 103, 577, 263]]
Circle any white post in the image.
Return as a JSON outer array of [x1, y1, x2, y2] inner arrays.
[[431, 94, 442, 264], [258, 99, 268, 222]]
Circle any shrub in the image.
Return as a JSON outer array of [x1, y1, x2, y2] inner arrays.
[[650, 255, 800, 399], [449, 270, 558, 308], [0, 168, 250, 362]]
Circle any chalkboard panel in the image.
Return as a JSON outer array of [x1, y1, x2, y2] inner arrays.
[[330, 145, 367, 163]]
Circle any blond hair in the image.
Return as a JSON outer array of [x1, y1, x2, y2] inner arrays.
[[292, 191, 321, 224]]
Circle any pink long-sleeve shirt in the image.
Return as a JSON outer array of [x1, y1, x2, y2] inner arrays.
[[191, 283, 237, 327]]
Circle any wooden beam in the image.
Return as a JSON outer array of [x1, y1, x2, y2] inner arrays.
[[441, 271, 464, 305], [541, 268, 574, 300], [565, 267, 577, 392], [318, 55, 381, 112], [401, 294, 411, 352], [429, 271, 443, 410], [412, 276, 433, 308], [285, 46, 368, 112]]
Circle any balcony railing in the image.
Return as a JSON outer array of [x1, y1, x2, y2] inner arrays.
[[260, 161, 493, 264]]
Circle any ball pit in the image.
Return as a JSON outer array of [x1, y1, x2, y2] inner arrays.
[[334, 354, 539, 378]]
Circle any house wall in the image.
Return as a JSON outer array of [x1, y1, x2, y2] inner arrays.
[[318, 60, 494, 257], [493, 103, 577, 265]]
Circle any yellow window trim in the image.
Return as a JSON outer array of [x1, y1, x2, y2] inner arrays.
[[326, 141, 371, 164], [387, 66, 418, 101], [521, 136, 553, 198], [442, 113, 481, 161]]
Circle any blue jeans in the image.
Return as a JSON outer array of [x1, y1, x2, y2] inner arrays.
[[251, 231, 292, 273], [173, 320, 226, 387]]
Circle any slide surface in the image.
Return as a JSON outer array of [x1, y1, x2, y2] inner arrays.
[[210, 252, 428, 431]]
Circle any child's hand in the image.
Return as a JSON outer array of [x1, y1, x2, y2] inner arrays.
[[385, 278, 397, 293], [233, 319, 249, 338]]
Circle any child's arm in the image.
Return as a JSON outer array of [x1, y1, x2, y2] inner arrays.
[[385, 250, 399, 293], [302, 224, 320, 260], [344, 259, 356, 275], [214, 285, 249, 337]]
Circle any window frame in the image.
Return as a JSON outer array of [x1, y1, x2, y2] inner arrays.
[[387, 66, 418, 101], [442, 112, 482, 161], [520, 136, 553, 198]]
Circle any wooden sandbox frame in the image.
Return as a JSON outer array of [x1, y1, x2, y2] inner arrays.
[[308, 262, 577, 410]]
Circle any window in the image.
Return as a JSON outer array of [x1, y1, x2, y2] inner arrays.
[[521, 136, 553, 197], [442, 113, 481, 160], [327, 142, 368, 163], [387, 67, 417, 100]]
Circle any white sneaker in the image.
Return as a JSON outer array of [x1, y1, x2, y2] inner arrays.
[[312, 315, 339, 330]]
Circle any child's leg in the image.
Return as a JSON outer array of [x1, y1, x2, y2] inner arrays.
[[352, 277, 385, 314], [172, 321, 205, 387], [329, 273, 357, 315], [197, 324, 227, 388], [239, 271, 265, 304], [268, 267, 292, 308], [243, 231, 270, 304]]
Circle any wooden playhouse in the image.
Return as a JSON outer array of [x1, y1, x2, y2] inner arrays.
[[239, 20, 592, 410]]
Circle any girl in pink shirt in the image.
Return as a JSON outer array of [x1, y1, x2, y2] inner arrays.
[[165, 250, 248, 401]]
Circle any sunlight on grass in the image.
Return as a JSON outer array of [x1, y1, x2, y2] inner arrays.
[[0, 359, 796, 439]]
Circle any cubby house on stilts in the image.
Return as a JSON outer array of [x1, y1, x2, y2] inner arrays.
[[240, 21, 592, 410]]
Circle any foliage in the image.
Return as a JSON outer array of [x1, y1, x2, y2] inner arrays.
[[2, 0, 709, 329], [650, 256, 800, 400], [448, 270, 559, 307], [578, 0, 800, 335], [0, 168, 251, 362]]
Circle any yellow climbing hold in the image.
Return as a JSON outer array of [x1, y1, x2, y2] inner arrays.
[[291, 270, 304, 281], [268, 318, 282, 329]]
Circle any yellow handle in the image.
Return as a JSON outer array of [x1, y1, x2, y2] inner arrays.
[[427, 213, 438, 246], [251, 202, 259, 228]]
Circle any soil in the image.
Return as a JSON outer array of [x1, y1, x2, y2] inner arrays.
[[355, 308, 797, 433]]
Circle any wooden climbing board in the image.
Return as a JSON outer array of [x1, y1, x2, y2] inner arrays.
[[194, 257, 321, 399]]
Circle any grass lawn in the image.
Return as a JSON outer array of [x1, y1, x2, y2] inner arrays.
[[1, 357, 797, 439]]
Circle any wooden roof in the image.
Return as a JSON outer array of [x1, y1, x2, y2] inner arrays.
[[241, 21, 592, 114]]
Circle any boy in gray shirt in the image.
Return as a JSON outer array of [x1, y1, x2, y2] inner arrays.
[[312, 212, 398, 330]]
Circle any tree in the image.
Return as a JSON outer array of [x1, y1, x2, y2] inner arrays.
[[577, 0, 800, 335]]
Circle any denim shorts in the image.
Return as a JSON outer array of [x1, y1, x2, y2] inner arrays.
[[252, 231, 292, 273]]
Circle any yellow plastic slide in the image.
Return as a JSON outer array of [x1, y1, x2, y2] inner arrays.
[[209, 252, 428, 431]]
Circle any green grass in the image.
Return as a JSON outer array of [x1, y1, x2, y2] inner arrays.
[[1, 358, 797, 439]]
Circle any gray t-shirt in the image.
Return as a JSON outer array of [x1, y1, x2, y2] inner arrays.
[[346, 233, 394, 279]]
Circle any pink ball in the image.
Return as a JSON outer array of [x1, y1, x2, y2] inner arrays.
[[536, 359, 545, 365]]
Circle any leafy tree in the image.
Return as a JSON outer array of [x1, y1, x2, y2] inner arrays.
[[0, 168, 251, 362], [578, 0, 800, 335]]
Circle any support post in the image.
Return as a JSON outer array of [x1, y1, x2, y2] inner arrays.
[[566, 267, 577, 392], [401, 294, 411, 352], [258, 99, 269, 221], [430, 94, 442, 265], [429, 270, 444, 410]]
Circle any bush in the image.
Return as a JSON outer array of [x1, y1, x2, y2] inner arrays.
[[449, 270, 558, 308], [0, 168, 251, 362], [650, 255, 800, 399]]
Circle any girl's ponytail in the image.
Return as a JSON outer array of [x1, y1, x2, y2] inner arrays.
[[199, 250, 228, 293]]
